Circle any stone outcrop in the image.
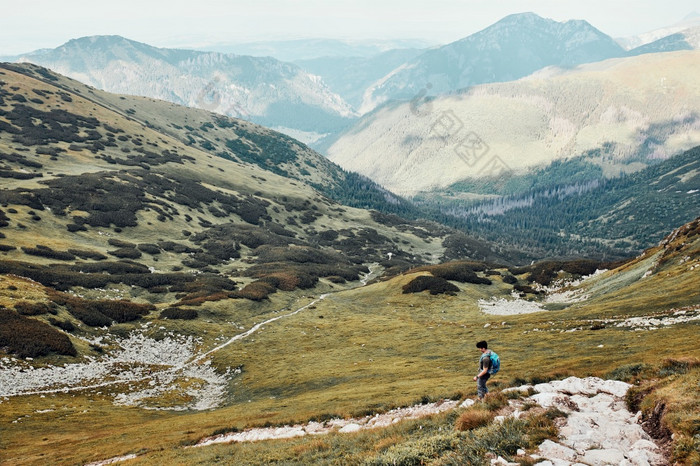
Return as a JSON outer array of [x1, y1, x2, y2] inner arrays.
[[503, 377, 665, 466]]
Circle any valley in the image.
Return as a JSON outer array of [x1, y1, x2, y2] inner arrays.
[[1, 8, 699, 465]]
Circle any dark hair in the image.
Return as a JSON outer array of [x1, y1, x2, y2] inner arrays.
[[476, 340, 488, 349]]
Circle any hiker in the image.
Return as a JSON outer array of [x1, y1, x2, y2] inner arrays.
[[473, 340, 494, 399]]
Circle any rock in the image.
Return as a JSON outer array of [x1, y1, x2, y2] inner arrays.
[[631, 439, 659, 452], [627, 440, 664, 466], [538, 439, 578, 462], [490, 456, 519, 465], [634, 410, 643, 423], [581, 448, 626, 465], [531, 392, 574, 411], [338, 423, 362, 433], [304, 421, 328, 435], [460, 398, 475, 408], [503, 385, 533, 393], [534, 377, 629, 398]]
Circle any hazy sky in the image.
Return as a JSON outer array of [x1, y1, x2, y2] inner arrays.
[[1, 0, 699, 55]]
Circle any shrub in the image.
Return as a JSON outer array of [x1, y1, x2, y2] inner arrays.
[[402, 276, 459, 295], [108, 247, 142, 259], [0, 307, 76, 357], [326, 275, 346, 284], [66, 223, 88, 232], [14, 301, 56, 316], [514, 284, 541, 295], [108, 239, 137, 248], [482, 392, 510, 412], [160, 308, 198, 320], [502, 274, 518, 284], [47, 317, 76, 332], [67, 248, 107, 260], [235, 281, 276, 301], [137, 243, 161, 255], [50, 293, 155, 326], [21, 245, 76, 261], [607, 363, 652, 382], [658, 358, 700, 377]]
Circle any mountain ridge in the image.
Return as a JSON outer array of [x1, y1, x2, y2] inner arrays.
[[358, 12, 626, 113], [10, 35, 356, 140]]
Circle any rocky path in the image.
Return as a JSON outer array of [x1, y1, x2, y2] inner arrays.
[[500, 377, 666, 466], [190, 377, 665, 466], [84, 376, 665, 465]]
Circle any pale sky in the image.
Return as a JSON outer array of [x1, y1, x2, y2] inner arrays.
[[1, 0, 698, 55]]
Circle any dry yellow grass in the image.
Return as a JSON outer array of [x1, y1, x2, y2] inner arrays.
[[455, 408, 494, 431]]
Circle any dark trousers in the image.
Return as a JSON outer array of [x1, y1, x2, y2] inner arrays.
[[477, 373, 490, 398]]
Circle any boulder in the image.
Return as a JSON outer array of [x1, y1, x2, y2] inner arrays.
[[538, 439, 578, 462], [581, 448, 626, 465], [338, 423, 362, 433]]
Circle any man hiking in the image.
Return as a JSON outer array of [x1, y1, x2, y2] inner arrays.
[[473, 340, 498, 399]]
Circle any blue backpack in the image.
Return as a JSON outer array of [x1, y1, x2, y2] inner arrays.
[[482, 351, 500, 375]]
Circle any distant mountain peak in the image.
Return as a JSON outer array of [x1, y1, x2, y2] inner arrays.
[[684, 11, 700, 20]]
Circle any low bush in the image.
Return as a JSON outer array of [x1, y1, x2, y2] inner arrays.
[[108, 238, 137, 248], [0, 307, 76, 357], [47, 317, 76, 332], [235, 281, 276, 301], [402, 276, 460, 295], [108, 247, 142, 259], [14, 301, 56, 316], [607, 363, 652, 382], [50, 293, 154, 326], [21, 245, 75, 261], [160, 308, 198, 320], [658, 358, 700, 377], [514, 284, 542, 295], [412, 261, 492, 285], [67, 249, 107, 260], [137, 243, 161, 255]]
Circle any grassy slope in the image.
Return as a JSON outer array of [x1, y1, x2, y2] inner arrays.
[[0, 64, 697, 464], [327, 50, 700, 196], [1, 220, 698, 464]]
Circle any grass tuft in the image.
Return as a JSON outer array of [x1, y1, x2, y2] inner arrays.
[[455, 408, 494, 431]]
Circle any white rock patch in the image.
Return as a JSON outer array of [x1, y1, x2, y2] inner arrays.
[[478, 296, 545, 315], [0, 332, 231, 411], [195, 399, 461, 447], [506, 377, 665, 466]]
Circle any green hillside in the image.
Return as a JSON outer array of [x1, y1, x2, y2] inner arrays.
[[416, 147, 700, 259]]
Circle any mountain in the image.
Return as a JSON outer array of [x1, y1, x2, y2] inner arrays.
[[629, 26, 700, 55], [358, 12, 626, 114], [1, 61, 529, 309], [200, 38, 432, 62], [10, 35, 356, 142], [327, 50, 700, 196], [295, 47, 425, 111], [616, 13, 700, 50]]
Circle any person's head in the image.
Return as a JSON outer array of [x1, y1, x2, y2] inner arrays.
[[476, 340, 488, 352]]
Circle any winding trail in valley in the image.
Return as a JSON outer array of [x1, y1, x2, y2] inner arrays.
[[0, 264, 382, 399]]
